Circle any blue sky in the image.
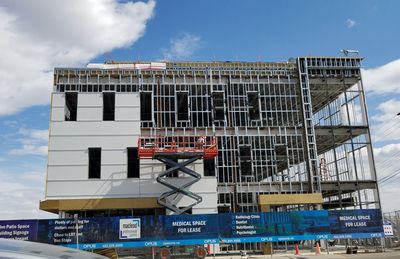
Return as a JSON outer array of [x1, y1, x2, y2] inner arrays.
[[95, 0, 399, 66], [0, 0, 399, 219]]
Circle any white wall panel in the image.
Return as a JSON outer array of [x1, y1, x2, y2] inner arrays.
[[139, 161, 163, 179], [51, 107, 64, 122], [49, 136, 139, 150], [116, 93, 140, 106], [48, 150, 131, 166], [52, 93, 65, 107], [46, 90, 217, 212], [101, 165, 129, 180], [46, 177, 217, 199], [78, 93, 102, 106], [47, 165, 129, 181], [101, 150, 127, 165], [47, 165, 88, 180], [48, 150, 88, 166], [115, 107, 140, 121], [77, 107, 102, 121], [46, 179, 141, 198], [50, 121, 141, 135]]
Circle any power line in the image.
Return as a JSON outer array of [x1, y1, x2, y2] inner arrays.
[[372, 120, 400, 143], [379, 169, 400, 185]]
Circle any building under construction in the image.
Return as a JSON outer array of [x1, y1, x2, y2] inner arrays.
[[40, 56, 380, 252]]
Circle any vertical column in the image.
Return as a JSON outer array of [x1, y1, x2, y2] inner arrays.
[[297, 58, 320, 193], [358, 74, 381, 209]]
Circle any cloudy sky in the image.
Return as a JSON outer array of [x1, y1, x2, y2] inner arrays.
[[0, 0, 399, 219]]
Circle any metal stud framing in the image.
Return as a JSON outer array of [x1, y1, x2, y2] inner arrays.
[[54, 57, 381, 250]]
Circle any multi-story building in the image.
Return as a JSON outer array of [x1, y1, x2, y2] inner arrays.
[[40, 57, 381, 250]]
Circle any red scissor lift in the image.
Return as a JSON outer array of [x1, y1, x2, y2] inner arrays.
[[137, 136, 218, 215]]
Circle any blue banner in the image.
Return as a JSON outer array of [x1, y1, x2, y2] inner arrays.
[[0, 209, 384, 250], [0, 219, 37, 241], [328, 209, 384, 239]]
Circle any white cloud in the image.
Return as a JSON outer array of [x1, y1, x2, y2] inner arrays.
[[370, 99, 400, 142], [380, 185, 400, 212], [374, 143, 400, 157], [0, 170, 53, 219], [369, 100, 400, 213], [21, 171, 46, 183], [0, 0, 155, 115], [9, 128, 49, 156], [374, 143, 400, 211], [162, 32, 201, 60], [346, 18, 357, 28], [18, 128, 49, 143], [362, 59, 400, 95], [374, 143, 400, 181], [9, 144, 48, 156]]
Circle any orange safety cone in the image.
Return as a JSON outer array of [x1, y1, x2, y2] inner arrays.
[[295, 244, 300, 255], [315, 242, 321, 255]]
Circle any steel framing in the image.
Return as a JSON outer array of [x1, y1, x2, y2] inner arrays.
[[54, 57, 381, 250]]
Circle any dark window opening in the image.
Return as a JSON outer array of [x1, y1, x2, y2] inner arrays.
[[166, 158, 178, 177], [103, 92, 115, 121], [239, 145, 252, 176], [140, 92, 152, 121], [275, 144, 287, 156], [88, 148, 101, 179], [275, 144, 289, 174], [204, 159, 215, 176], [215, 110, 225, 121], [248, 92, 260, 120], [241, 161, 252, 176], [212, 92, 225, 120], [239, 146, 251, 158], [65, 92, 77, 121], [177, 92, 189, 120], [127, 147, 139, 178]]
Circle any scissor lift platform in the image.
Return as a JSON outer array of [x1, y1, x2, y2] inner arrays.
[[138, 136, 218, 160], [137, 136, 218, 214]]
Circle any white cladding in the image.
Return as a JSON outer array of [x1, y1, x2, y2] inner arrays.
[[46, 92, 218, 214]]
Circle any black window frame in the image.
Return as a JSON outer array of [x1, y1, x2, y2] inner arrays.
[[176, 92, 189, 121], [103, 92, 115, 121], [127, 147, 140, 178], [140, 92, 152, 121], [239, 145, 252, 176], [65, 92, 78, 121], [88, 148, 101, 179], [204, 159, 216, 177]]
